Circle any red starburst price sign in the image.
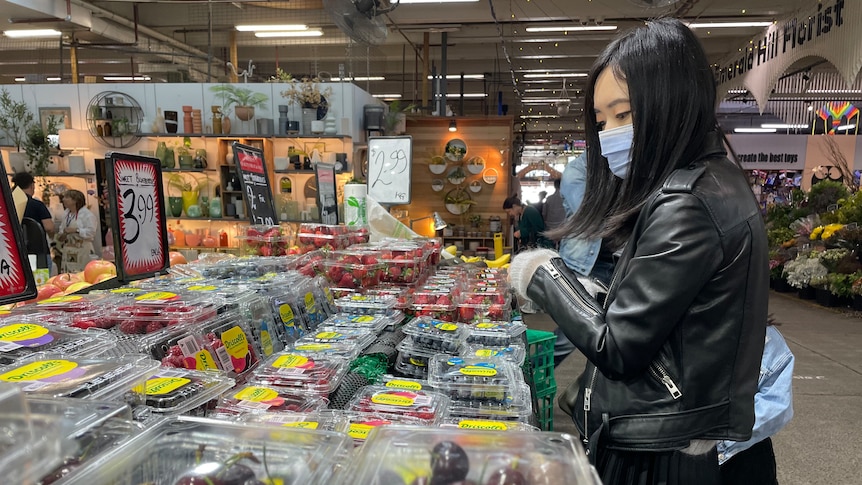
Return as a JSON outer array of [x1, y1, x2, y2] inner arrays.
[[0, 160, 36, 304], [106, 153, 169, 282]]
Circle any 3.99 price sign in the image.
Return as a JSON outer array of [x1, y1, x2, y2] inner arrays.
[[106, 153, 168, 282], [233, 142, 277, 226], [0, 160, 36, 304]]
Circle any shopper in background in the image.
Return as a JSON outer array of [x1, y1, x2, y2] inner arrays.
[[55, 189, 97, 273], [502, 196, 553, 250], [531, 190, 547, 215], [719, 322, 794, 485], [11, 172, 54, 235], [541, 178, 566, 233], [508, 18, 768, 484]]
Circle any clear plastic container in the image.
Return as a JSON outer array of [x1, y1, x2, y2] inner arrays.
[[346, 385, 450, 425], [427, 355, 520, 403], [333, 293, 399, 317], [0, 383, 66, 485], [438, 417, 538, 432], [320, 256, 385, 289], [321, 313, 391, 333], [253, 352, 349, 396], [446, 382, 534, 423], [343, 411, 426, 447], [0, 316, 116, 366], [67, 415, 352, 485], [461, 342, 527, 366], [0, 354, 159, 401], [240, 409, 350, 433], [375, 374, 432, 392], [345, 427, 595, 485], [132, 368, 235, 417], [294, 327, 376, 352], [401, 316, 467, 353], [364, 287, 414, 310], [297, 223, 351, 252], [464, 320, 527, 347], [109, 290, 218, 335], [456, 290, 512, 323], [287, 341, 363, 360], [240, 224, 290, 257], [211, 383, 329, 418], [29, 293, 120, 330], [409, 289, 459, 322], [394, 337, 448, 379]]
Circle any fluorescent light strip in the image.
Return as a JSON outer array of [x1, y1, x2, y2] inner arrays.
[[444, 93, 488, 98], [46, 77, 60, 81], [522, 73, 588, 79], [254, 30, 323, 38], [427, 74, 485, 80], [103, 76, 151, 81], [520, 115, 558, 119], [734, 128, 777, 133], [837, 124, 857, 131], [515, 55, 574, 60], [687, 21, 773, 29], [522, 99, 571, 104], [373, 94, 403, 98], [761, 124, 809, 129], [331, 76, 385, 81], [727, 89, 746, 94], [236, 24, 307, 32], [4, 29, 61, 38], [807, 89, 862, 94], [13, 77, 24, 82], [400, 0, 479, 3], [526, 26, 618, 32]]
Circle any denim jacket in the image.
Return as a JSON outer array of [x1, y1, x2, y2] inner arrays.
[[717, 325, 794, 465], [559, 153, 602, 276]]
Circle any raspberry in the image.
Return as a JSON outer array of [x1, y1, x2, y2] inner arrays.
[[169, 345, 184, 357], [118, 321, 139, 334], [145, 321, 164, 333]]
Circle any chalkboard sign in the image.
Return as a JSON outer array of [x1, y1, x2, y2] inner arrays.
[[367, 135, 412, 205], [0, 158, 36, 304], [105, 152, 169, 282], [232, 142, 277, 226], [314, 162, 338, 225]]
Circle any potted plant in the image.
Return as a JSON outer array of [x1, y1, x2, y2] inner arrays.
[[447, 166, 467, 185], [850, 274, 862, 310], [444, 188, 475, 215], [783, 253, 827, 299], [22, 115, 60, 177], [0, 88, 34, 172], [824, 272, 856, 307], [280, 76, 333, 134], [384, 100, 416, 135], [168, 173, 208, 217], [209, 84, 269, 122]]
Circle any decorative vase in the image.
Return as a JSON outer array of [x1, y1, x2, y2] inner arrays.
[[186, 204, 202, 218], [324, 111, 337, 135], [193, 149, 208, 169], [222, 116, 231, 135], [301, 107, 317, 135], [161, 147, 175, 169], [181, 190, 199, 216], [164, 110, 178, 134], [178, 150, 194, 169], [168, 196, 183, 217], [235, 106, 255, 122], [209, 197, 222, 218]]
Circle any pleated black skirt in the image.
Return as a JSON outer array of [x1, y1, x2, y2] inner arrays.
[[594, 445, 721, 485]]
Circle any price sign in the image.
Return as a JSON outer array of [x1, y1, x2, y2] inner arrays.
[[367, 135, 412, 205], [105, 152, 169, 282], [314, 162, 338, 225], [0, 159, 36, 304], [233, 142, 277, 226]]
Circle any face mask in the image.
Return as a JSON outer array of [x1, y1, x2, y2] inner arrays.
[[598, 123, 634, 178]]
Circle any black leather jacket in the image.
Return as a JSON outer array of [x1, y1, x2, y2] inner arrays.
[[526, 140, 768, 452]]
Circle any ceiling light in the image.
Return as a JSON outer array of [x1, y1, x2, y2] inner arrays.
[[761, 124, 809, 129], [46, 77, 61, 81], [373, 94, 402, 99], [4, 29, 61, 38], [254, 30, 323, 38], [13, 77, 25, 82], [522, 73, 588, 79], [526, 25, 618, 32], [687, 21, 773, 29], [332, 76, 385, 81], [837, 124, 857, 131], [515, 55, 573, 60], [449, 119, 457, 132], [520, 115, 558, 119], [522, 98, 572, 104], [734, 127, 777, 133], [103, 76, 151, 81], [445, 93, 488, 98], [235, 24, 308, 32], [427, 74, 484, 80], [806, 89, 862, 94]]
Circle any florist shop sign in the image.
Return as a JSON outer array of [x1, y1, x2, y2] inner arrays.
[[727, 135, 807, 170]]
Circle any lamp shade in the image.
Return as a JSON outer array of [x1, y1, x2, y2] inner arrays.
[[58, 129, 89, 151]]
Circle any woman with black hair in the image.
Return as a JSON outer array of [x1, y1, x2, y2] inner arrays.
[[509, 18, 768, 484]]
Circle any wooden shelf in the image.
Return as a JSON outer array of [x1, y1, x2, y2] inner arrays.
[[162, 168, 214, 173], [8, 172, 94, 177], [139, 133, 351, 139], [221, 190, 242, 194], [167, 217, 234, 222], [274, 169, 315, 174]]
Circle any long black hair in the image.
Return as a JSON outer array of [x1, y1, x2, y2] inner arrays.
[[548, 18, 719, 249]]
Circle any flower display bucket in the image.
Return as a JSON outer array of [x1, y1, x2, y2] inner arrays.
[[852, 295, 862, 311], [815, 289, 850, 308], [772, 277, 793, 293], [798, 286, 817, 300]]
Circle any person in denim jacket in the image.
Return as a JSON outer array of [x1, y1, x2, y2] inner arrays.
[[719, 325, 794, 485]]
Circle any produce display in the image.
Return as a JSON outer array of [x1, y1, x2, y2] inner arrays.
[[212, 383, 329, 418], [0, 316, 115, 365], [132, 368, 235, 416], [346, 385, 450, 425], [252, 353, 348, 396], [428, 356, 520, 403], [402, 317, 467, 353]]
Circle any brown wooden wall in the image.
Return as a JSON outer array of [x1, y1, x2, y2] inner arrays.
[[395, 116, 514, 238]]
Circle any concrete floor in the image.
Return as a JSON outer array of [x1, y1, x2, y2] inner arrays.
[[523, 291, 862, 485]]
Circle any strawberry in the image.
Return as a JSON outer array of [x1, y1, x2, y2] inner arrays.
[[436, 295, 452, 306], [259, 245, 273, 257], [389, 266, 402, 279], [339, 273, 356, 288], [361, 255, 379, 265]]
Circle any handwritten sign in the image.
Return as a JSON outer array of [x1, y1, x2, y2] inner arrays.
[[314, 163, 338, 225], [106, 152, 169, 282], [233, 142, 277, 226], [0, 158, 36, 304], [367, 135, 412, 204]]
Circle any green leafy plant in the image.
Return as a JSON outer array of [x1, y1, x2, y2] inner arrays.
[[836, 191, 862, 225], [783, 254, 828, 289], [807, 179, 848, 215], [767, 227, 795, 251], [0, 88, 34, 151], [167, 172, 208, 195], [209, 84, 269, 112], [827, 272, 858, 298], [267, 68, 293, 83], [22, 115, 60, 177], [384, 100, 416, 134]]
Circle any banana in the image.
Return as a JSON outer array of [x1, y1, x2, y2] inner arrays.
[[484, 253, 511, 268], [444, 245, 458, 256], [501, 263, 510, 270]]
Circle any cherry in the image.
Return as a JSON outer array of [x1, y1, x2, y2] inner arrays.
[[220, 463, 256, 485], [482, 467, 527, 485], [430, 441, 469, 485]]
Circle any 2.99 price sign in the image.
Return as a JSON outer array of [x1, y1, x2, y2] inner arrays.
[[106, 153, 168, 281], [232, 142, 277, 226]]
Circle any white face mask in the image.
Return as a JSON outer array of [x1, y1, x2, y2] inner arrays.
[[598, 123, 634, 178]]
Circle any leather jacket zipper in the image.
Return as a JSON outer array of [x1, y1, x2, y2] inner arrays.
[[541, 262, 603, 316], [648, 361, 682, 399]]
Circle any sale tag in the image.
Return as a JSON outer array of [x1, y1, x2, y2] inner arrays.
[[106, 154, 168, 282], [0, 162, 36, 304]]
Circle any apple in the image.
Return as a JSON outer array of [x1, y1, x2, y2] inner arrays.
[[63, 281, 93, 295], [94, 273, 116, 284], [84, 260, 117, 284], [48, 273, 83, 291], [169, 251, 188, 266], [36, 284, 63, 302]]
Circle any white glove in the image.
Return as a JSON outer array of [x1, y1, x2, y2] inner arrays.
[[508, 249, 559, 301]]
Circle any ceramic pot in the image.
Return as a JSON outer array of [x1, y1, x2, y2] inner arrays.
[[178, 151, 194, 169], [181, 190, 199, 216], [301, 108, 317, 135], [222, 116, 231, 135], [168, 196, 183, 217], [235, 106, 255, 122]]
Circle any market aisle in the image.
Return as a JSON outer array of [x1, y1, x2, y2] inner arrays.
[[525, 292, 862, 485]]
